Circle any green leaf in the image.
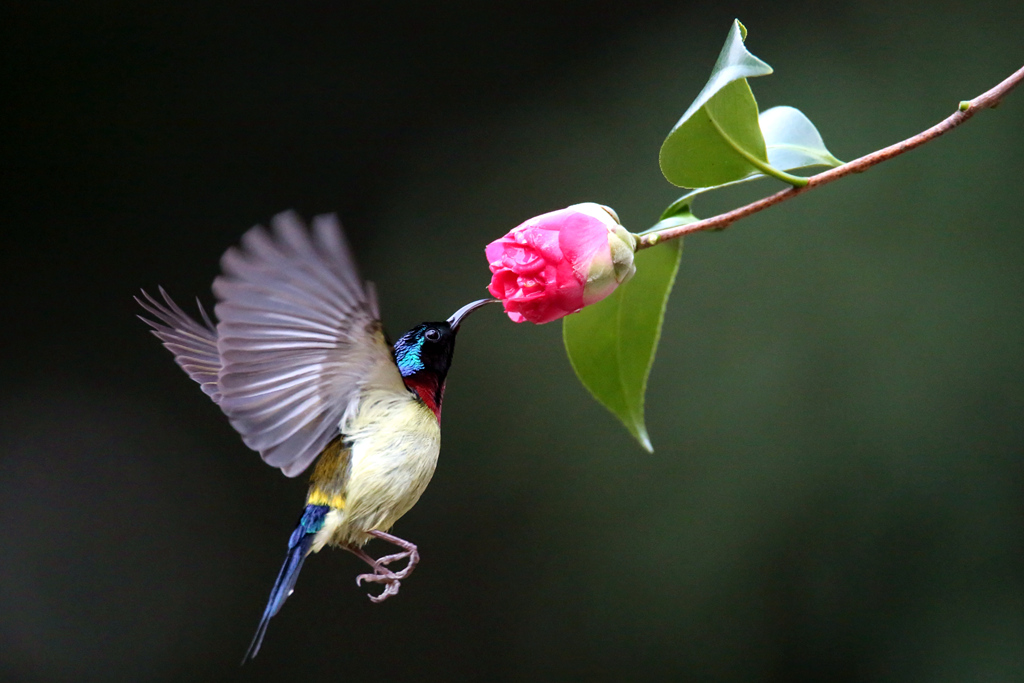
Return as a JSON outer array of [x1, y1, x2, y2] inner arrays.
[[647, 204, 699, 238], [659, 19, 773, 189], [658, 106, 844, 222], [660, 193, 704, 222], [759, 106, 843, 170], [562, 239, 683, 451]]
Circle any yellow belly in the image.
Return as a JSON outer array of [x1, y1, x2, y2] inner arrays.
[[310, 389, 440, 549]]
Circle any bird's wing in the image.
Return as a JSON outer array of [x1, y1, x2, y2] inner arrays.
[[213, 211, 403, 478], [136, 288, 223, 403]]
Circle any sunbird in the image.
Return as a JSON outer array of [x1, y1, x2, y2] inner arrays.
[[137, 211, 495, 660]]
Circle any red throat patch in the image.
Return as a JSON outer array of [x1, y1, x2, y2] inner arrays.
[[403, 374, 444, 421]]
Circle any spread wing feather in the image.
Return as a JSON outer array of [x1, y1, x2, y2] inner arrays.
[[138, 211, 402, 478], [136, 288, 222, 402], [214, 212, 400, 477]]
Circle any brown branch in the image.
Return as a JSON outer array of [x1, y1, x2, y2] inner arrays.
[[636, 64, 1024, 250]]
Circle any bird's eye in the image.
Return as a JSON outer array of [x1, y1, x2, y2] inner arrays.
[[425, 328, 441, 342]]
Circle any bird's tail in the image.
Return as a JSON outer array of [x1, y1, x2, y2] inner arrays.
[[242, 504, 330, 663]]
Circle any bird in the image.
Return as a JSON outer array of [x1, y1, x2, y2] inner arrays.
[[136, 210, 496, 661]]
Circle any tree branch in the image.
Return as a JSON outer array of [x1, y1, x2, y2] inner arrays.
[[636, 64, 1024, 250]]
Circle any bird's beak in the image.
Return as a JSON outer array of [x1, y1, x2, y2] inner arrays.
[[447, 298, 500, 331]]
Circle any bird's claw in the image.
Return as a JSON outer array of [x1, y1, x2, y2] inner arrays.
[[369, 580, 401, 603], [355, 570, 402, 603]]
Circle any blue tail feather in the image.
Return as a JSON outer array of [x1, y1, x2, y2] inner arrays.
[[242, 505, 329, 663]]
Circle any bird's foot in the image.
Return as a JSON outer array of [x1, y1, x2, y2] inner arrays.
[[346, 532, 421, 603], [354, 568, 402, 603], [367, 530, 420, 580], [373, 548, 418, 579]]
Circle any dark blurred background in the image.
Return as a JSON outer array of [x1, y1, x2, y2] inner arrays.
[[2, 1, 1023, 680]]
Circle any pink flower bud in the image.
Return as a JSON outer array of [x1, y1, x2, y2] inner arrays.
[[486, 203, 637, 324]]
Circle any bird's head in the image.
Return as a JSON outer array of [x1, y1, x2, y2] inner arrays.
[[393, 298, 497, 418]]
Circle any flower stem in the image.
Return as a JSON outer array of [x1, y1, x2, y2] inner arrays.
[[637, 64, 1024, 250]]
